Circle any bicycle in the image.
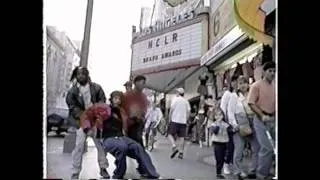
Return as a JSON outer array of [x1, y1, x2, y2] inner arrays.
[[157, 117, 168, 136], [144, 121, 160, 151]]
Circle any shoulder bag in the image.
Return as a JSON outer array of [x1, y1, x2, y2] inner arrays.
[[236, 100, 253, 137]]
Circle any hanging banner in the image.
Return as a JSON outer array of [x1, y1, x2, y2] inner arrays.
[[209, 0, 237, 47]]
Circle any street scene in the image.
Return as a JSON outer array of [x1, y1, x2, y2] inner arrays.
[[45, 0, 276, 179], [48, 134, 266, 179]]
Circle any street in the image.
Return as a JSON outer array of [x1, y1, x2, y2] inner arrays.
[[46, 134, 255, 179]]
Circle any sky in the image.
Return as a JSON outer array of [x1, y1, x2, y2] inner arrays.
[[44, 0, 154, 96]]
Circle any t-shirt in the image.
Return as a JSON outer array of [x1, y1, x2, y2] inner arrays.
[[102, 107, 124, 139], [210, 120, 230, 143], [78, 83, 92, 109], [227, 92, 254, 128], [122, 90, 148, 127], [220, 90, 232, 116], [170, 96, 191, 124], [248, 79, 275, 114]]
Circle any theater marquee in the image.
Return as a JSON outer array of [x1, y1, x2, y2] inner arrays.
[[132, 21, 207, 75]]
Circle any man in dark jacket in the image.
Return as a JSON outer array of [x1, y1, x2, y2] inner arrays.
[[66, 66, 109, 179]]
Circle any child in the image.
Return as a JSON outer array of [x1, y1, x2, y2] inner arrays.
[[209, 107, 232, 179]]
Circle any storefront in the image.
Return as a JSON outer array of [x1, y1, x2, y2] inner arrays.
[[233, 0, 276, 60], [131, 12, 209, 95], [200, 0, 267, 98]]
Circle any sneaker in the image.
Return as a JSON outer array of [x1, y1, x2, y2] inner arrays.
[[234, 172, 247, 180], [247, 172, 257, 179], [240, 172, 247, 177], [223, 164, 231, 175], [178, 153, 184, 159], [170, 146, 179, 159], [71, 173, 79, 179], [216, 174, 226, 179], [100, 168, 110, 179]]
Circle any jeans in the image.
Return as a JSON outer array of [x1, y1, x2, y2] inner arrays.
[[213, 142, 227, 175], [233, 114, 260, 175], [102, 136, 159, 179], [253, 115, 275, 178], [71, 128, 108, 174], [128, 123, 144, 148], [225, 131, 234, 164]]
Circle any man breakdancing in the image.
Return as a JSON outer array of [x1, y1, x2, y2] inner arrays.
[[101, 91, 160, 179]]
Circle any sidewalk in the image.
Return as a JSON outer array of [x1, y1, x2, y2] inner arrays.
[[46, 134, 252, 179]]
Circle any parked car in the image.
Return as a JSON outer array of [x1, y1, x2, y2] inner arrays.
[[47, 113, 68, 135]]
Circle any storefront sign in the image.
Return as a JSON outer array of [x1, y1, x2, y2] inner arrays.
[[210, 0, 237, 46], [201, 26, 245, 65], [141, 10, 196, 36], [132, 22, 204, 73]]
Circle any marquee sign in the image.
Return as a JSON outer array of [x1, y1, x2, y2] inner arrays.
[[132, 22, 205, 74]]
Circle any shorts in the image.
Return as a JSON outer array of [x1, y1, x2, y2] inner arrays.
[[168, 121, 187, 138]]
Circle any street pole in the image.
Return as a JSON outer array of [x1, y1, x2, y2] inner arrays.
[[63, 0, 93, 154], [80, 0, 94, 67]]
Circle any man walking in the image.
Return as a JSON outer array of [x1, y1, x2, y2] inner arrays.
[[248, 62, 276, 180], [66, 66, 109, 179], [168, 88, 191, 159]]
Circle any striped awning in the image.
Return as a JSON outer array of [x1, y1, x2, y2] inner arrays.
[[233, 0, 275, 46]]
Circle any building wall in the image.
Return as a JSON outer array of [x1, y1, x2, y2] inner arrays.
[[46, 26, 80, 115]]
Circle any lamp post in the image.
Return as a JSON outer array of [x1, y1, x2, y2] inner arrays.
[[63, 0, 94, 154], [79, 0, 94, 67]]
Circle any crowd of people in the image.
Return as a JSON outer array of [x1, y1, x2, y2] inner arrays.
[[65, 60, 275, 179], [208, 61, 275, 179]]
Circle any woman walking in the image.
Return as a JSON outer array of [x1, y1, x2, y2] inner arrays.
[[227, 76, 260, 179], [220, 76, 238, 174]]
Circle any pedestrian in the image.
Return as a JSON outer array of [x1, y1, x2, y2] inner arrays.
[[144, 103, 163, 151], [195, 105, 206, 148], [102, 91, 160, 179], [206, 98, 216, 145], [124, 81, 133, 92], [227, 76, 260, 179], [220, 76, 238, 175], [66, 66, 110, 179], [122, 75, 148, 147], [168, 88, 191, 159], [209, 107, 233, 179], [248, 62, 275, 180], [187, 105, 198, 141], [121, 75, 148, 175]]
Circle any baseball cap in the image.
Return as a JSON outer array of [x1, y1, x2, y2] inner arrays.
[[176, 88, 185, 94]]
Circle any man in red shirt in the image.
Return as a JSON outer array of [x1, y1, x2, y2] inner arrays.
[[248, 61, 276, 180], [122, 75, 148, 147]]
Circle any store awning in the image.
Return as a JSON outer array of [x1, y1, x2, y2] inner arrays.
[[233, 0, 275, 46], [138, 66, 200, 93]]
